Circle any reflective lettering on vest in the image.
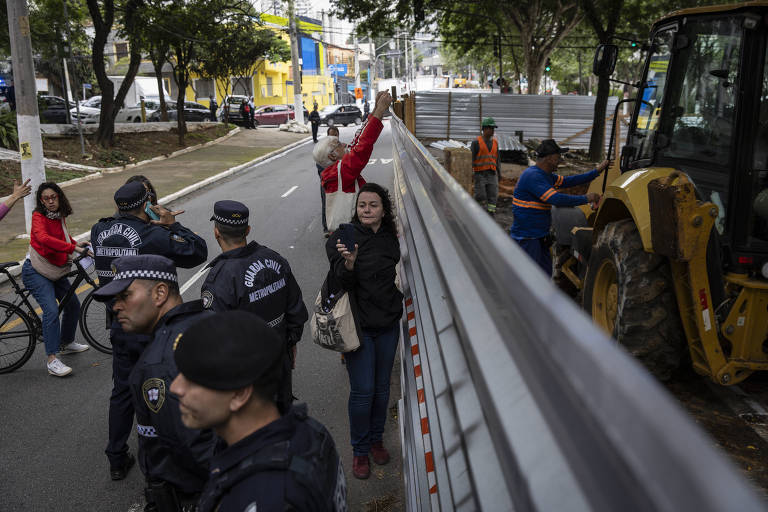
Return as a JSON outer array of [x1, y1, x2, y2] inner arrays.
[[472, 136, 498, 172]]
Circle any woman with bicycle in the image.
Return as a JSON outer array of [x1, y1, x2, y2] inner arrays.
[[22, 183, 90, 377]]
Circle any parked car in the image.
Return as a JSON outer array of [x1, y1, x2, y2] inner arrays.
[[319, 104, 363, 127], [148, 101, 212, 122], [252, 104, 292, 125], [70, 95, 102, 124], [115, 98, 166, 123], [39, 96, 74, 124], [217, 95, 249, 125]]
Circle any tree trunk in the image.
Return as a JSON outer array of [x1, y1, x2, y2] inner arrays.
[[151, 53, 169, 122], [86, 0, 115, 147], [588, 73, 611, 160]]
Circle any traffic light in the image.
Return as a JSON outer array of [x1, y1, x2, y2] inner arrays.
[[630, 41, 638, 47], [545, 59, 552, 72]]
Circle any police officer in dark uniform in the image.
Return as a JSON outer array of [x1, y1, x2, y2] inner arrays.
[[200, 200, 308, 411], [170, 311, 347, 512], [91, 181, 208, 480], [93, 255, 215, 512]]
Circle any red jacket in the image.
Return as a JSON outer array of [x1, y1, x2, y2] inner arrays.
[[321, 116, 383, 193], [30, 211, 76, 266]]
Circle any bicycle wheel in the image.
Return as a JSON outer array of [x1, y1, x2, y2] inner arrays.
[[0, 300, 36, 374], [79, 289, 112, 354]]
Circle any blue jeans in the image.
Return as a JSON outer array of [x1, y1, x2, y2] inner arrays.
[[21, 259, 80, 356], [345, 321, 400, 456], [515, 237, 552, 276]]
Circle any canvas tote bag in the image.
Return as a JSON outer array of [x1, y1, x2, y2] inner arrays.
[[325, 160, 359, 232], [310, 272, 359, 353]]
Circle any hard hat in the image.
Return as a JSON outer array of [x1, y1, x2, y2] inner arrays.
[[481, 117, 497, 128]]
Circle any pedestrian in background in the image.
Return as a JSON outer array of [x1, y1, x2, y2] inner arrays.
[[91, 179, 207, 481], [0, 178, 31, 222], [248, 97, 256, 129], [315, 125, 340, 237], [510, 139, 607, 274], [325, 182, 403, 480], [200, 200, 308, 412], [208, 96, 217, 122], [471, 117, 501, 215], [22, 183, 90, 377], [171, 312, 347, 511], [93, 255, 216, 510], [309, 104, 321, 143], [239, 100, 249, 129], [363, 100, 370, 121], [312, 91, 392, 232]]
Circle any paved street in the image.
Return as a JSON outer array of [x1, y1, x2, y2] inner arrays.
[[0, 121, 403, 511]]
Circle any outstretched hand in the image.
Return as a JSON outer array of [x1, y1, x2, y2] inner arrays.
[[150, 204, 185, 226]]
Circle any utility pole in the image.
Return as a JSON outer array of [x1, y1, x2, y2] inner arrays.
[[62, 0, 84, 155], [287, 0, 304, 123], [353, 34, 360, 107], [6, 0, 46, 233]]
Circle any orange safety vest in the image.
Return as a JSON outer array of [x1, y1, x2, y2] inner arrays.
[[472, 136, 498, 172]]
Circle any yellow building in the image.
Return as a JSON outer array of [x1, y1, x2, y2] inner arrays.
[[185, 13, 335, 111]]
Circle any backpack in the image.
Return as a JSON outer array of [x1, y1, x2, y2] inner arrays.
[[197, 404, 347, 512]]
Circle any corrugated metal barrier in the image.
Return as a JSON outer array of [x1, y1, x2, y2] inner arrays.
[[414, 91, 618, 150], [391, 110, 765, 511]]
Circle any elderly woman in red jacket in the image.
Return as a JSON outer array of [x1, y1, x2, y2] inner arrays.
[[312, 91, 392, 231], [22, 182, 90, 377]]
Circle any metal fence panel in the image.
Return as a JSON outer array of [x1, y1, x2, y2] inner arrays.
[[414, 91, 618, 150]]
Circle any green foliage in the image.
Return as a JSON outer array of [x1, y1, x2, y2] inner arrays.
[[0, 112, 18, 150]]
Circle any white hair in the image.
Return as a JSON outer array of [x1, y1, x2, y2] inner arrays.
[[313, 136, 339, 168]]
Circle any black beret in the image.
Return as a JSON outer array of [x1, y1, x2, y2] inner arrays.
[[536, 139, 569, 158], [92, 254, 177, 301], [174, 311, 285, 391], [210, 200, 249, 226], [114, 181, 150, 211]]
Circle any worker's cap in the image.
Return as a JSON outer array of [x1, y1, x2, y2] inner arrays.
[[536, 139, 569, 158], [481, 117, 497, 128], [92, 254, 178, 301], [210, 200, 249, 226], [174, 311, 285, 391], [114, 181, 150, 212]]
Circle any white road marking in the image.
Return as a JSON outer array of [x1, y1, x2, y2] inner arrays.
[[381, 158, 393, 164], [368, 158, 377, 165], [179, 266, 210, 296], [282, 185, 298, 198]]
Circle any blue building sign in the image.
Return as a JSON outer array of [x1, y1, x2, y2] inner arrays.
[[328, 64, 347, 76]]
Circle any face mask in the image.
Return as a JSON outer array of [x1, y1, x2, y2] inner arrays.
[[144, 202, 160, 221]]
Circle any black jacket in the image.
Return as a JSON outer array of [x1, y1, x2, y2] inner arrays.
[[309, 110, 321, 125], [325, 223, 402, 330], [200, 241, 308, 346], [129, 300, 216, 493]]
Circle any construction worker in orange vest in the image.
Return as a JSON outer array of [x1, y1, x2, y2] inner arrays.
[[470, 117, 501, 215]]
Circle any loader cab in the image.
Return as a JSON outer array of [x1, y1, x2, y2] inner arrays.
[[619, 6, 768, 276]]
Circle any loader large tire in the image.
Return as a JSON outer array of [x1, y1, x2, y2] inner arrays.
[[582, 219, 686, 380]]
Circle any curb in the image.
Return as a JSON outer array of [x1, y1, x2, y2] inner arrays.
[[0, 134, 312, 284], [0, 127, 242, 202]]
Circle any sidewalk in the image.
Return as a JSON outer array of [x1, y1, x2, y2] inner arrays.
[[0, 127, 309, 263]]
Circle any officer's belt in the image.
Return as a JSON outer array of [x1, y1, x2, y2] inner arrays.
[[137, 424, 158, 437]]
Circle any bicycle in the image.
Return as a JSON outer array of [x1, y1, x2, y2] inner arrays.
[[0, 252, 112, 374]]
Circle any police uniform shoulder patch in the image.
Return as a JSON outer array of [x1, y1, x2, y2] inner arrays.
[[142, 378, 166, 413], [201, 290, 214, 309], [171, 234, 188, 244], [173, 333, 183, 351]]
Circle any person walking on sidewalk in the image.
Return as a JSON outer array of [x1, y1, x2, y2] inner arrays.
[[315, 126, 340, 237], [0, 178, 31, 222], [313, 91, 392, 232], [325, 182, 403, 480], [248, 97, 256, 129], [470, 117, 501, 215], [510, 139, 607, 275], [200, 200, 308, 413], [208, 96, 217, 122], [309, 104, 321, 143], [22, 183, 91, 377], [91, 180, 208, 482]]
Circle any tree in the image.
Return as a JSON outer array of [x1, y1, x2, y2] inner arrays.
[[85, 0, 144, 147], [332, 0, 582, 95], [196, 21, 290, 127]]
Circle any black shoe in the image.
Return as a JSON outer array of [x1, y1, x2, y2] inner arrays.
[[110, 453, 136, 481]]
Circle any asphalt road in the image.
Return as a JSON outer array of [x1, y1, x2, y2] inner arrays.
[[0, 121, 404, 511]]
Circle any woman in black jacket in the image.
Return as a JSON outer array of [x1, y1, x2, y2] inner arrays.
[[325, 182, 403, 480]]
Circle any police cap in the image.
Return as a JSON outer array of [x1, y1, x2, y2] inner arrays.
[[210, 200, 249, 226], [92, 254, 178, 301], [114, 181, 150, 211], [174, 311, 284, 391], [536, 139, 569, 158]]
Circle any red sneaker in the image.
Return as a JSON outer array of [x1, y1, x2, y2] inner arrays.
[[371, 442, 390, 465], [352, 454, 370, 479]]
